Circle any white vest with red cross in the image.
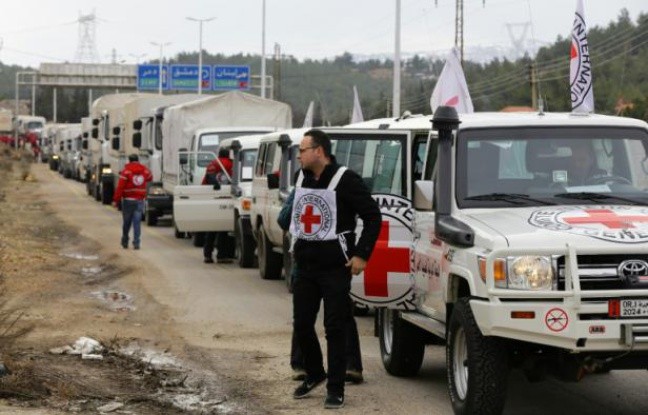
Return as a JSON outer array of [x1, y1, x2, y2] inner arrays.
[[289, 167, 347, 242]]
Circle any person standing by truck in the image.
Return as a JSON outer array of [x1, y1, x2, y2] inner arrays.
[[202, 148, 235, 263], [113, 154, 152, 249], [290, 129, 381, 409]]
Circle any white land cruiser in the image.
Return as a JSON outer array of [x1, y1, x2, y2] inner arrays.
[[377, 107, 648, 414]]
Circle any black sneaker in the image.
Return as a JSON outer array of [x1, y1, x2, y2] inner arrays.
[[345, 369, 364, 384], [324, 394, 344, 409], [292, 368, 307, 381], [121, 242, 128, 249], [293, 374, 326, 399], [204, 257, 214, 264], [133, 245, 140, 250]]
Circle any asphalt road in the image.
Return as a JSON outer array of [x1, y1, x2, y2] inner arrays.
[[39, 164, 648, 415]]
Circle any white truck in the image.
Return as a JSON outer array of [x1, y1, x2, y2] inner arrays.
[[376, 108, 648, 414], [215, 134, 265, 268], [88, 93, 153, 204], [163, 91, 292, 237]]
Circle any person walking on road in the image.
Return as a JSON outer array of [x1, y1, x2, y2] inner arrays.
[[202, 148, 235, 263], [113, 154, 152, 250], [290, 129, 381, 409]]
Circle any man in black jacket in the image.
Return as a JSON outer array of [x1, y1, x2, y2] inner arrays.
[[290, 129, 381, 409]]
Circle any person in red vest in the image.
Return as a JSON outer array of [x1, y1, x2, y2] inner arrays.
[[113, 154, 152, 249], [202, 148, 235, 263]]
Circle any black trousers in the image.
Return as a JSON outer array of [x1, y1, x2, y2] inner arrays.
[[290, 298, 363, 373], [203, 232, 235, 259], [293, 266, 352, 396]]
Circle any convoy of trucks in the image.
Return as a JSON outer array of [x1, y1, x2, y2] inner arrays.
[[16, 83, 648, 415]]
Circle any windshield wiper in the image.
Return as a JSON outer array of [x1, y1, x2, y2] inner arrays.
[[554, 192, 645, 205], [465, 193, 555, 205]]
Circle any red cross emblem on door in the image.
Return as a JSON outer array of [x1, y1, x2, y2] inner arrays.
[[563, 209, 648, 229], [363, 221, 410, 297], [300, 204, 322, 234]]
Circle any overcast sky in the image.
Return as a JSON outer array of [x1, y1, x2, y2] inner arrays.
[[0, 0, 645, 67]]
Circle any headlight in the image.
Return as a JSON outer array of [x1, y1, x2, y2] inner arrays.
[[52, 155, 59, 160], [101, 167, 112, 174], [148, 186, 166, 196], [479, 255, 555, 290]]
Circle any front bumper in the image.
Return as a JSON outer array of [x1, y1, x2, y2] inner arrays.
[[476, 244, 648, 352]]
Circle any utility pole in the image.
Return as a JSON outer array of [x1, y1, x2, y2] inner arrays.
[[455, 0, 464, 67], [529, 63, 538, 110], [151, 41, 171, 95], [187, 16, 215, 95], [261, 0, 267, 98], [392, 0, 401, 117], [273, 43, 281, 101]]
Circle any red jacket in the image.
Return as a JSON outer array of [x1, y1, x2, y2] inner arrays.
[[202, 157, 233, 185], [113, 162, 153, 202]]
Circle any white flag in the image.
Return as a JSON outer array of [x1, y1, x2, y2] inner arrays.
[[302, 101, 314, 128], [430, 47, 474, 114], [570, 0, 594, 113], [351, 86, 364, 123]]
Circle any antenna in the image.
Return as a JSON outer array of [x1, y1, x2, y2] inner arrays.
[[75, 10, 100, 63]]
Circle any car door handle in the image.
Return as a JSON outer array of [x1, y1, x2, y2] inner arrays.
[[179, 196, 189, 199]]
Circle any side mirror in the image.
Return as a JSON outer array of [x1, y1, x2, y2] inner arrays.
[[111, 137, 120, 151], [413, 180, 434, 211], [82, 140, 88, 150], [133, 120, 143, 130], [267, 172, 279, 189], [82, 132, 88, 138], [112, 126, 121, 136], [212, 182, 221, 191], [91, 128, 98, 139], [92, 118, 99, 126], [132, 132, 142, 149], [179, 153, 188, 165]]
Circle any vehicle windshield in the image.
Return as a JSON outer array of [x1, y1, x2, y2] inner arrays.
[[199, 131, 270, 154], [457, 127, 648, 208], [26, 121, 43, 130], [330, 133, 407, 197], [240, 149, 257, 181]]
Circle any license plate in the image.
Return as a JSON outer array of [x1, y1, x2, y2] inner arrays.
[[620, 299, 648, 317]]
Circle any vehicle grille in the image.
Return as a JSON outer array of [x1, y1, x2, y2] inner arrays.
[[557, 254, 648, 290]]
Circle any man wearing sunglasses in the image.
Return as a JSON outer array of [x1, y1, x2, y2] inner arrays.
[[290, 129, 381, 409]]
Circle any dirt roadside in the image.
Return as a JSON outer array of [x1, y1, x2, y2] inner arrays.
[[0, 149, 270, 414]]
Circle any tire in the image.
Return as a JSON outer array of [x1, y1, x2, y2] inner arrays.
[[447, 298, 509, 415], [258, 224, 282, 280], [379, 308, 425, 377], [146, 210, 158, 226], [94, 183, 101, 201], [192, 232, 205, 247], [282, 231, 293, 292], [235, 217, 256, 268], [101, 183, 112, 205]]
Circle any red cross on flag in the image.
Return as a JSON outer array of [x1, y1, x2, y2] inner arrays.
[[570, 0, 594, 113], [430, 47, 474, 114]]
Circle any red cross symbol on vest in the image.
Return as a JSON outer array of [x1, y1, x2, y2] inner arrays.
[[363, 220, 410, 297], [300, 204, 322, 234], [563, 209, 648, 229]]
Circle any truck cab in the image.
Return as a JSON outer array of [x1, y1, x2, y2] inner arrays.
[[378, 108, 648, 414]]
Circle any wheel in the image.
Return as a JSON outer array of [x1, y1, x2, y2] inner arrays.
[[94, 183, 101, 201], [447, 298, 509, 415], [379, 308, 425, 377], [192, 232, 205, 247], [146, 209, 158, 226], [258, 224, 282, 280], [101, 183, 112, 205], [282, 231, 293, 292], [235, 217, 256, 268]]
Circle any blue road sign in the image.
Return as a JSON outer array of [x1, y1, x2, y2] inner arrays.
[[213, 65, 250, 91], [170, 64, 211, 91], [137, 64, 169, 91]]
